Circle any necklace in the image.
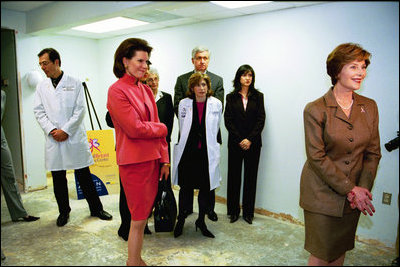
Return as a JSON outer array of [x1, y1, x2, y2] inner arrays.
[[334, 89, 353, 110], [337, 99, 353, 110]]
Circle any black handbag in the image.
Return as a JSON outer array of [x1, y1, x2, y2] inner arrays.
[[154, 179, 177, 232]]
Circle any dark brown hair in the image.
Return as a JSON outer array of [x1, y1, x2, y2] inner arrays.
[[38, 48, 61, 67], [186, 72, 213, 99], [113, 38, 152, 78], [326, 43, 371, 85]]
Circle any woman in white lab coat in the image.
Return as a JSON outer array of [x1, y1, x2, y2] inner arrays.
[[172, 72, 222, 238]]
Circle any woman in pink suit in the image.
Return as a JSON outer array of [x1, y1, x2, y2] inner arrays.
[[107, 38, 170, 266]]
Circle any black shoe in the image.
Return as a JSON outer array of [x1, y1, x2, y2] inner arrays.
[[118, 225, 129, 241], [243, 216, 253, 224], [56, 213, 69, 227], [230, 214, 239, 223], [391, 257, 399, 266], [91, 210, 113, 220], [144, 223, 152, 235], [12, 215, 40, 222], [195, 219, 215, 238], [174, 219, 185, 238], [23, 215, 40, 222], [207, 211, 218, 221]]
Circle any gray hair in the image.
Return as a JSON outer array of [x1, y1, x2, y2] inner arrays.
[[191, 45, 210, 59], [148, 67, 159, 78]]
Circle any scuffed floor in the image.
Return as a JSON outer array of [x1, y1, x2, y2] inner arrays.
[[1, 176, 396, 266]]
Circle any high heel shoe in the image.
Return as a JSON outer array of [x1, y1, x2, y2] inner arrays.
[[195, 220, 215, 238], [118, 226, 129, 241], [243, 215, 253, 224], [174, 219, 185, 238]]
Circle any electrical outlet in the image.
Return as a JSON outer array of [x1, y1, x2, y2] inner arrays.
[[382, 192, 392, 205]]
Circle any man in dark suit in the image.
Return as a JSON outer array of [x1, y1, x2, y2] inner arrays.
[[173, 45, 224, 222]]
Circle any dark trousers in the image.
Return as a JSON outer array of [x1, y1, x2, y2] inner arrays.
[[119, 176, 131, 230], [51, 166, 103, 215], [186, 189, 215, 214], [227, 145, 261, 218], [178, 186, 213, 221]]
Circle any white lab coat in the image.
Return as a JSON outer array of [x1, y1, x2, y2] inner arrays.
[[172, 96, 222, 190], [33, 74, 94, 171]]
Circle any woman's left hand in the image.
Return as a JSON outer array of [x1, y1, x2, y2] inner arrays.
[[351, 186, 375, 216], [159, 163, 170, 181]]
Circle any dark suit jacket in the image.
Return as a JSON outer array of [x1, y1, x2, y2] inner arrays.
[[224, 89, 265, 148], [106, 90, 174, 143], [300, 88, 381, 217], [155, 91, 174, 143], [173, 70, 224, 116]]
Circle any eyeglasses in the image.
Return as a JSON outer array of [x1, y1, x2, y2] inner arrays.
[[38, 61, 51, 67]]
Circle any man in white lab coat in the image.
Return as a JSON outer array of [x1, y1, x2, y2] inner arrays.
[[33, 48, 112, 227]]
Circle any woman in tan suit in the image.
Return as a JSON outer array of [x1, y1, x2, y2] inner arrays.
[[300, 43, 381, 266]]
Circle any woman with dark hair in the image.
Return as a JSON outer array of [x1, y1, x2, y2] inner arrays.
[[172, 72, 222, 238], [107, 38, 170, 266], [300, 43, 381, 266], [224, 64, 265, 225]]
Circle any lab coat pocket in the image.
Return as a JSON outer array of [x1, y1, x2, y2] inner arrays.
[[62, 89, 76, 108], [68, 130, 86, 145]]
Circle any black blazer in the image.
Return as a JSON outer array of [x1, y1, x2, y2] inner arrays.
[[173, 70, 224, 116], [106, 90, 174, 143], [155, 91, 174, 143], [224, 90, 266, 148]]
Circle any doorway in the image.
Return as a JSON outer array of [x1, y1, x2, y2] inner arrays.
[[1, 28, 25, 191]]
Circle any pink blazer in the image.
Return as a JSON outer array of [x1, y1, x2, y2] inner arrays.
[[107, 73, 169, 165]]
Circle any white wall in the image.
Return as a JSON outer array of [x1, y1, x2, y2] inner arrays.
[[3, 1, 398, 247], [98, 1, 399, 247], [15, 34, 101, 190]]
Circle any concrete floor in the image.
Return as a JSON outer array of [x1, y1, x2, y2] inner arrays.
[[1, 176, 396, 266]]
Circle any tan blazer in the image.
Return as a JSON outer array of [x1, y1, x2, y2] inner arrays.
[[300, 88, 381, 217]]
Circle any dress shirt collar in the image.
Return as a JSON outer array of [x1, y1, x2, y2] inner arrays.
[[194, 69, 207, 75], [155, 90, 163, 102]]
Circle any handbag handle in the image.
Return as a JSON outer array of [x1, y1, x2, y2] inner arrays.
[[159, 179, 171, 192]]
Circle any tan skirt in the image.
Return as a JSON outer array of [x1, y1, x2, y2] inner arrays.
[[304, 207, 361, 262]]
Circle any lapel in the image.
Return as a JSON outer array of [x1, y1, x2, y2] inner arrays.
[[142, 85, 154, 122], [324, 87, 351, 124], [156, 91, 165, 104], [122, 74, 153, 122], [349, 92, 367, 124], [235, 92, 246, 116]]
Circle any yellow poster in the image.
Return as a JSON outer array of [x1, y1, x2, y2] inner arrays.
[[75, 130, 119, 199]]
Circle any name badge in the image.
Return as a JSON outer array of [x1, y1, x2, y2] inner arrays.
[[181, 107, 186, 118], [62, 86, 75, 91]]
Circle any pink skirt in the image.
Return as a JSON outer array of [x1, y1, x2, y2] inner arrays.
[[119, 160, 159, 221]]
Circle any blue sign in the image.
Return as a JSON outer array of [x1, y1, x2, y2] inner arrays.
[[75, 173, 109, 200]]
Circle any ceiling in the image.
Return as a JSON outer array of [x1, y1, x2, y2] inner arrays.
[[1, 1, 53, 12], [1, 1, 326, 39]]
